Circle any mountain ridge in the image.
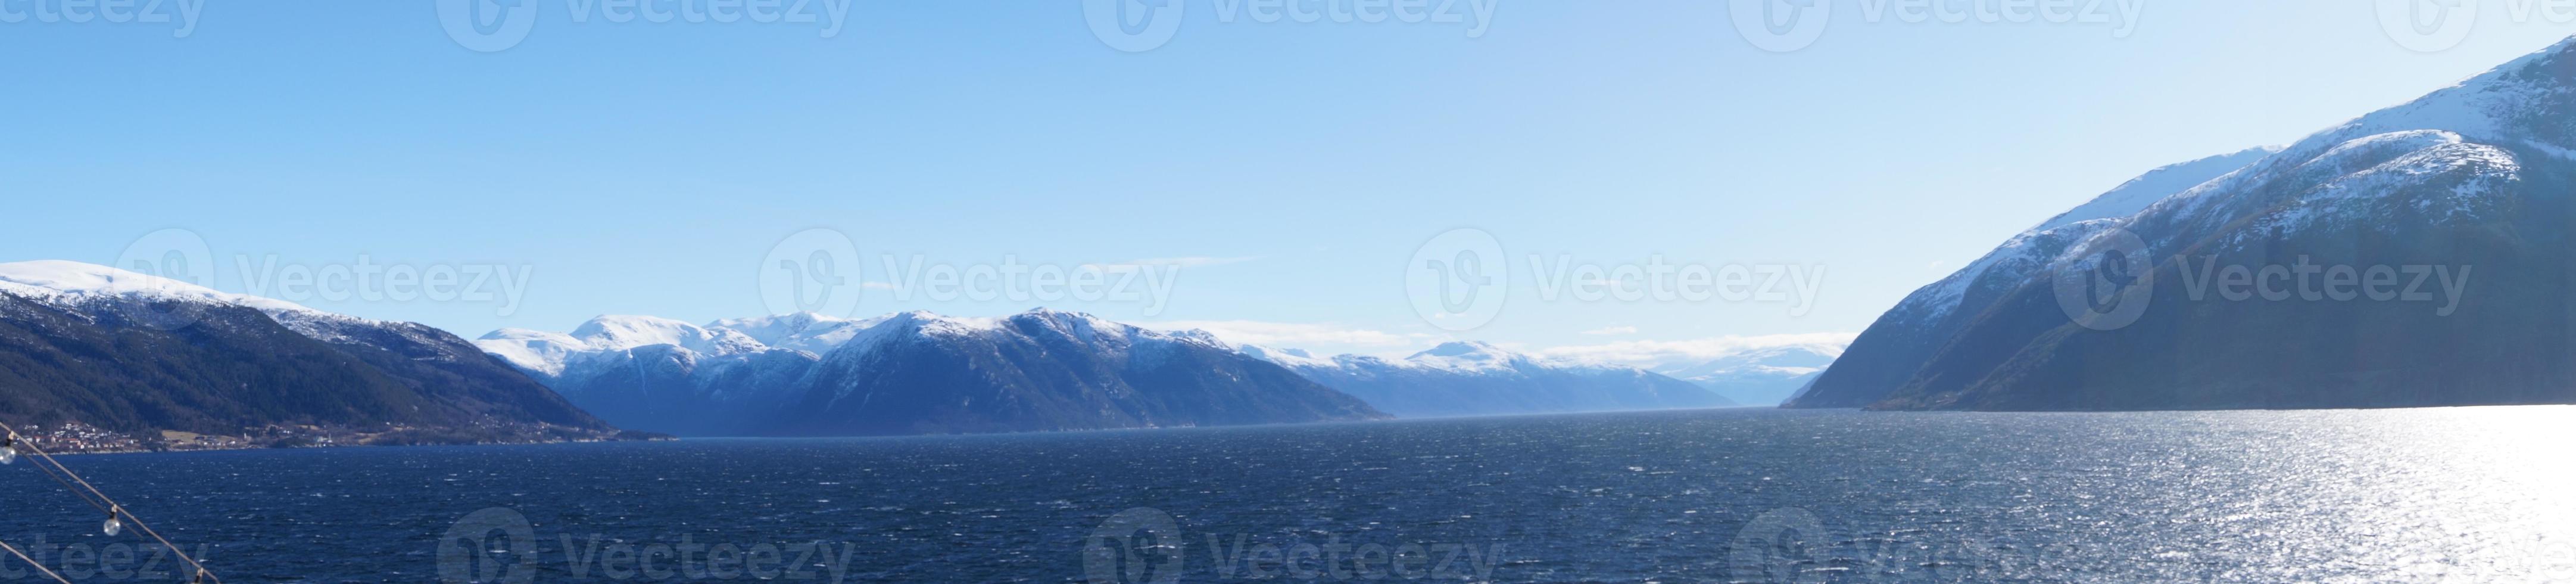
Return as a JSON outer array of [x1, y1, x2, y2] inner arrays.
[[0, 260, 616, 448], [476, 308, 1387, 436], [1792, 36, 2576, 411]]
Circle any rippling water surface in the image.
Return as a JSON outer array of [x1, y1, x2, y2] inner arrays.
[[3, 406, 2572, 582]]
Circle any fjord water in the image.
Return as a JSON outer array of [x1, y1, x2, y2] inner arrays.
[[4, 407, 2572, 582]]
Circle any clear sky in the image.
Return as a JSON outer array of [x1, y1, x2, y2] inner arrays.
[[5, 1, 2571, 366]]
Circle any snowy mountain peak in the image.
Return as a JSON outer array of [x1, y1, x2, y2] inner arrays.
[[2031, 145, 2284, 232], [1795, 37, 2576, 411], [1418, 340, 1501, 356], [707, 312, 863, 354], [1406, 341, 1531, 372], [0, 260, 318, 318], [567, 315, 766, 356]]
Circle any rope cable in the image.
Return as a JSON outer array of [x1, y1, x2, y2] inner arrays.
[[0, 538, 77, 584], [0, 422, 222, 583]]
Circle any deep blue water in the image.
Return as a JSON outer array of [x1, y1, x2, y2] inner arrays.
[[0, 406, 2571, 582]]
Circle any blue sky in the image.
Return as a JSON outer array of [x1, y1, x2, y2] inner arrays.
[[4, 1, 2571, 365]]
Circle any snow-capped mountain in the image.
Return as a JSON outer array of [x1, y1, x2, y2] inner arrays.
[[0, 260, 612, 441], [1792, 37, 2576, 411], [476, 309, 1385, 436], [1658, 346, 1840, 406], [1241, 341, 1734, 417]]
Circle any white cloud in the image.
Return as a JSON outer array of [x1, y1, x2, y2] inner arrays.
[[1579, 325, 1639, 336], [861, 281, 899, 290], [1140, 320, 1431, 349], [1532, 333, 1860, 369]]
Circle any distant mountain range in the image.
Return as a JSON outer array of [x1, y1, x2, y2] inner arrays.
[[1656, 346, 1838, 406], [476, 309, 1387, 436], [478, 310, 1774, 434], [1241, 341, 1737, 417], [0, 261, 615, 446], [0, 259, 1813, 442], [1792, 38, 2576, 411]]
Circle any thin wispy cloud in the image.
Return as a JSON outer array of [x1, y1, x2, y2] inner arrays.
[[1533, 333, 1859, 369], [1579, 326, 1639, 336], [1142, 320, 1432, 349]]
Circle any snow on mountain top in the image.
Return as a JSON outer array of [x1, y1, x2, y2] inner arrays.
[[569, 315, 768, 356], [1889, 141, 2281, 326], [1405, 341, 1538, 372], [478, 307, 1236, 377], [0, 260, 322, 318], [708, 311, 869, 354], [1237, 344, 1343, 369], [476, 328, 590, 375], [872, 310, 1003, 336], [2253, 35, 2576, 172], [2032, 145, 2284, 232]]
